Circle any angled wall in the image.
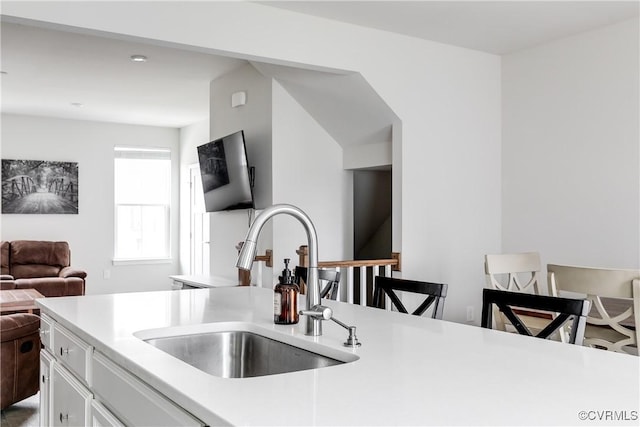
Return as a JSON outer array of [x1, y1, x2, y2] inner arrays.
[[271, 79, 352, 275]]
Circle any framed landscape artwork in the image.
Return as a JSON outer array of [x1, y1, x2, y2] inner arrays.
[[1, 159, 79, 214]]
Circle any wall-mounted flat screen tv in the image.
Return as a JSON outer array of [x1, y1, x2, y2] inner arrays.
[[197, 130, 254, 212]]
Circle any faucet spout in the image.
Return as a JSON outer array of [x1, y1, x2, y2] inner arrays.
[[236, 204, 322, 336]]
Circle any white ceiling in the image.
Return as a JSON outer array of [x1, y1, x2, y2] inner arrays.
[[0, 21, 247, 128], [263, 1, 639, 55], [1, 1, 637, 130]]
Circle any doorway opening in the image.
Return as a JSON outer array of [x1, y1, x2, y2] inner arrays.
[[353, 168, 392, 304]]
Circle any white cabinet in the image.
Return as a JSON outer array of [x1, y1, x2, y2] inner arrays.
[[51, 363, 92, 426], [41, 321, 123, 427], [40, 315, 203, 427]]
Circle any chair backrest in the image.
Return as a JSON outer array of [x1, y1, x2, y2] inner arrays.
[[372, 276, 448, 320], [294, 266, 341, 300], [481, 288, 590, 345], [547, 264, 640, 355], [485, 252, 542, 294], [9, 241, 71, 279]]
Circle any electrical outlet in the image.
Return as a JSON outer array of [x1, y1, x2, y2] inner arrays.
[[103, 269, 111, 280], [466, 306, 474, 322]]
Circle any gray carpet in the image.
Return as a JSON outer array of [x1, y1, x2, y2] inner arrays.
[[0, 393, 39, 427]]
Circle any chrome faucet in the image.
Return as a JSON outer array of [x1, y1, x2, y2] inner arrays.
[[236, 204, 325, 336]]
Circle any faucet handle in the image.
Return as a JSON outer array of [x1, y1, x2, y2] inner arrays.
[[299, 305, 333, 320]]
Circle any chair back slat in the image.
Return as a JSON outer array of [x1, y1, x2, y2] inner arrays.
[[413, 296, 437, 317]]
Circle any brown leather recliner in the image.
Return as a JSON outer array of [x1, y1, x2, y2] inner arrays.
[[0, 313, 41, 410], [0, 240, 86, 297]]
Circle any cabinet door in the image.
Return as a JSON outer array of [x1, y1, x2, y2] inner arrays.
[[92, 352, 204, 426], [40, 350, 54, 427], [91, 401, 124, 427], [51, 364, 92, 427]]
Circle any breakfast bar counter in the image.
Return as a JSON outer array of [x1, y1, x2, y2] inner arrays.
[[37, 287, 639, 426]]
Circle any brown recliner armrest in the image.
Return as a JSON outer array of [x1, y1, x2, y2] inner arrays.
[[0, 277, 16, 290], [15, 277, 85, 297], [0, 274, 14, 280], [0, 313, 40, 342], [59, 266, 87, 279]]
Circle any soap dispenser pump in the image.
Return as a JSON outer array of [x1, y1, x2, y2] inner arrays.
[[274, 258, 299, 325]]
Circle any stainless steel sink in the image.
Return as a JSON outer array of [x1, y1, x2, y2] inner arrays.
[[143, 330, 346, 378]]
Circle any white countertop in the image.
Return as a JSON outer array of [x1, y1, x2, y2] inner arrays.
[[38, 287, 639, 426]]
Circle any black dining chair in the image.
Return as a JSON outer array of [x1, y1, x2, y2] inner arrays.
[[294, 266, 341, 300], [480, 288, 591, 345], [372, 276, 448, 320]]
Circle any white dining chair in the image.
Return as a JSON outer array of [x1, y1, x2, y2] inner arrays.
[[484, 252, 550, 333], [548, 264, 640, 355]]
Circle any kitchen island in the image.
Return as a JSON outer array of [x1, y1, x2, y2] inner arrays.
[[37, 287, 639, 426]]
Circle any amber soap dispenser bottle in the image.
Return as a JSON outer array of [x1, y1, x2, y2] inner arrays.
[[274, 258, 299, 325]]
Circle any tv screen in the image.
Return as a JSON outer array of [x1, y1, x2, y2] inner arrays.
[[197, 130, 254, 212]]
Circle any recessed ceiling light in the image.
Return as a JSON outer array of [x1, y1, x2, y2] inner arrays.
[[130, 54, 148, 62], [70, 102, 84, 107]]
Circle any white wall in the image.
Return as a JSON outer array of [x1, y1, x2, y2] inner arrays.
[[502, 18, 640, 271], [208, 63, 273, 283], [272, 80, 352, 279], [1, 114, 181, 294], [4, 1, 503, 322]]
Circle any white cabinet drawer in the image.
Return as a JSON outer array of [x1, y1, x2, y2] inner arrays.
[[92, 352, 204, 427], [52, 363, 92, 427], [91, 400, 124, 427], [40, 313, 53, 351], [52, 324, 92, 385]]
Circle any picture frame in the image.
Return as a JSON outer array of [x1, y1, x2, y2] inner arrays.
[[1, 159, 79, 214]]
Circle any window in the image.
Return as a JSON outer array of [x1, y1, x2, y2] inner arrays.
[[114, 146, 171, 262]]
